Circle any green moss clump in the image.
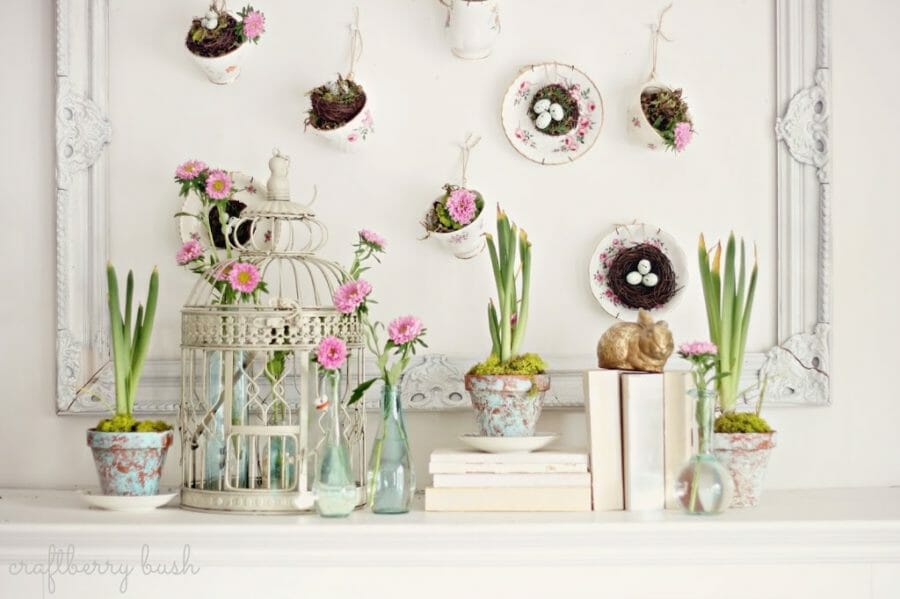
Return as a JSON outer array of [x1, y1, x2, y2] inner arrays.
[[468, 353, 547, 376], [715, 412, 773, 434], [96, 415, 171, 433]]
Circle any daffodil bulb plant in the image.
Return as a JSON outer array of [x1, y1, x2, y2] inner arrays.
[[697, 233, 772, 433], [174, 159, 267, 304], [465, 208, 550, 438], [96, 265, 169, 433], [470, 207, 546, 376]]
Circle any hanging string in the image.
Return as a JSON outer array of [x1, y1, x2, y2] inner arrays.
[[347, 7, 364, 80], [460, 134, 481, 187], [649, 4, 673, 81]]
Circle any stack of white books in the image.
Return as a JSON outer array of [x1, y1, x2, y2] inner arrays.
[[424, 449, 592, 512]]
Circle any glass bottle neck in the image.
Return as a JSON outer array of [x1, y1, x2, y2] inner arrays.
[[322, 371, 342, 442], [695, 388, 716, 455]]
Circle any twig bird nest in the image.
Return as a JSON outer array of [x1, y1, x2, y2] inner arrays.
[[607, 243, 679, 310], [306, 75, 367, 130]]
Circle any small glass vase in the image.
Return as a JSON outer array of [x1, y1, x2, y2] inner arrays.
[[367, 383, 415, 514], [675, 388, 733, 515], [314, 371, 357, 517]]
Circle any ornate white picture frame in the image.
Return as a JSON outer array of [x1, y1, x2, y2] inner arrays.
[[55, 0, 831, 413]]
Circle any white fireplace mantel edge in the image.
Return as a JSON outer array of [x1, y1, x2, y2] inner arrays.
[[2, 488, 900, 568]]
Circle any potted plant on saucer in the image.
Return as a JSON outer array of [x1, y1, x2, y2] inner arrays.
[[185, 3, 266, 85], [86, 265, 173, 496], [697, 233, 776, 507], [422, 184, 487, 259], [465, 208, 550, 437]]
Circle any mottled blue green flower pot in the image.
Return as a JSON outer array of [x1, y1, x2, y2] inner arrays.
[[87, 429, 174, 496], [464, 374, 551, 437]]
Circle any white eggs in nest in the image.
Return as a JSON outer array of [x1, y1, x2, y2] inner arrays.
[[625, 271, 643, 285], [637, 259, 652, 275]]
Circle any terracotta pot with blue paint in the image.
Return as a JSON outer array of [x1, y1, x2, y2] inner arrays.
[[464, 374, 551, 437], [87, 429, 174, 496]]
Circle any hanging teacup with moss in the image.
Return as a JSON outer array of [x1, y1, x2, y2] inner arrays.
[[628, 5, 696, 152], [421, 134, 488, 259], [185, 2, 266, 85], [304, 9, 374, 152]]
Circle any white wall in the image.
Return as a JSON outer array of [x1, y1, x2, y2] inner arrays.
[[1, 0, 898, 491]]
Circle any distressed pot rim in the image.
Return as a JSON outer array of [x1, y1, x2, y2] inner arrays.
[[464, 372, 551, 392], [713, 430, 778, 451], [87, 428, 174, 450], [186, 38, 248, 62]]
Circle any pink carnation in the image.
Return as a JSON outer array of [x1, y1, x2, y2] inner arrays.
[[359, 229, 386, 250], [446, 188, 478, 226], [679, 341, 718, 357], [176, 239, 203, 265], [333, 279, 372, 314], [228, 262, 261, 294], [316, 336, 348, 370], [205, 170, 232, 200], [175, 160, 207, 181], [674, 122, 693, 152], [388, 315, 423, 345], [242, 10, 266, 40]]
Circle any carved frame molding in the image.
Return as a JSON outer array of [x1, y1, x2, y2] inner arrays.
[[55, 0, 831, 413]]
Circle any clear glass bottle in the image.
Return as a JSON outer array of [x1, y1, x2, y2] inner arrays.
[[314, 370, 357, 517], [367, 383, 415, 514], [675, 388, 733, 515]]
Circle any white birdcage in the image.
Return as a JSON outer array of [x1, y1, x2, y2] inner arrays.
[[179, 150, 366, 513]]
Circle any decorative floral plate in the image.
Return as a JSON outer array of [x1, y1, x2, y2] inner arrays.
[[588, 223, 688, 320], [501, 63, 604, 165]]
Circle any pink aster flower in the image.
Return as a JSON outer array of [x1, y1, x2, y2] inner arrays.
[[359, 229, 386, 250], [241, 10, 266, 41], [388, 315, 423, 345], [228, 262, 261, 294], [674, 122, 693, 152], [446, 188, 477, 226], [316, 336, 348, 371], [205, 170, 232, 200], [333, 279, 373, 314], [678, 341, 718, 357], [175, 160, 207, 181], [176, 239, 203, 265]]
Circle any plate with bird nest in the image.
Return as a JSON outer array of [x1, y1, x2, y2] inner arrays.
[[501, 62, 604, 165], [589, 223, 688, 320]]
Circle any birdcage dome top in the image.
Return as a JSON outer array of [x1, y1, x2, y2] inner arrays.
[[180, 150, 361, 351]]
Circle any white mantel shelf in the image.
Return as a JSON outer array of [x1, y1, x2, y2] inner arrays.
[[2, 487, 900, 568]]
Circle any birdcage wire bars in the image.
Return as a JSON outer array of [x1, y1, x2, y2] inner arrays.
[[179, 167, 366, 513]]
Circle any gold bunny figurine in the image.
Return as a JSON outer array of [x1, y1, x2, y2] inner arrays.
[[597, 309, 674, 373]]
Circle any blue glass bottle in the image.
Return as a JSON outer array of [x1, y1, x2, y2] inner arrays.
[[367, 383, 415, 514], [314, 371, 357, 517]]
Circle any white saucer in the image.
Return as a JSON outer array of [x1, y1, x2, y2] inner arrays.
[[79, 489, 178, 512], [459, 433, 560, 453]]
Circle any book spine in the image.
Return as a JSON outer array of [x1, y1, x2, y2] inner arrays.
[[621, 373, 665, 511], [664, 371, 694, 510], [432, 472, 591, 488], [583, 370, 624, 511], [424, 487, 592, 512], [429, 462, 588, 475]]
